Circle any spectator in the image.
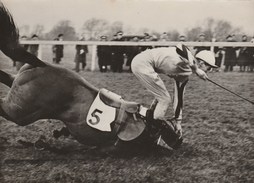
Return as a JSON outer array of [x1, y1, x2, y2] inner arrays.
[[144, 32, 151, 41], [179, 35, 186, 42], [151, 34, 158, 41], [20, 35, 29, 51], [249, 37, 254, 72], [231, 34, 237, 42], [140, 33, 153, 51], [194, 33, 210, 55], [111, 31, 125, 73], [97, 35, 111, 72], [29, 34, 39, 57], [251, 36, 254, 43], [74, 36, 88, 72], [237, 35, 251, 72], [160, 32, 169, 42], [52, 38, 58, 63], [125, 36, 141, 72], [214, 46, 223, 72], [52, 34, 64, 64], [224, 35, 237, 72]]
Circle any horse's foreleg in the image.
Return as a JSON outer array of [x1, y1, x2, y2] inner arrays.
[[0, 70, 15, 87]]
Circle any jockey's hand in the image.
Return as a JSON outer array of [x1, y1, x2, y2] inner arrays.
[[195, 68, 208, 80]]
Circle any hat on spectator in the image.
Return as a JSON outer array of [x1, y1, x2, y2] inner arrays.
[[100, 35, 107, 39], [179, 35, 186, 41], [199, 33, 205, 37], [116, 31, 123, 35], [144, 32, 150, 36], [196, 50, 218, 68], [21, 35, 28, 39], [31, 34, 38, 38], [226, 34, 232, 39]]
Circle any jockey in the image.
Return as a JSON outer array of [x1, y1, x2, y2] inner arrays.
[[131, 44, 217, 137]]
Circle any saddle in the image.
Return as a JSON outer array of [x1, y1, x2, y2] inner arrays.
[[99, 88, 146, 141], [99, 89, 139, 113]]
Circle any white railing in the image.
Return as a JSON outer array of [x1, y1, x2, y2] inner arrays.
[[20, 40, 254, 71]]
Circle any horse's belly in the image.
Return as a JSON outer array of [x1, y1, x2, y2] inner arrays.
[[66, 121, 116, 146]]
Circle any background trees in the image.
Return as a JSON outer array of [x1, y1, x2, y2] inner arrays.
[[44, 20, 77, 40], [19, 17, 244, 41]]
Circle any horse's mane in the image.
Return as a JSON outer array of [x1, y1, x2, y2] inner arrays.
[[0, 2, 46, 67]]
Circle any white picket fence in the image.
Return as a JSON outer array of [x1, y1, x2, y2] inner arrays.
[[20, 40, 254, 71]]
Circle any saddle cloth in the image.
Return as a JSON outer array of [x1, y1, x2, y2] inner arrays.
[[87, 88, 146, 141]]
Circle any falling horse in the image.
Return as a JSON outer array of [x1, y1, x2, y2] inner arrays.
[[0, 3, 181, 151]]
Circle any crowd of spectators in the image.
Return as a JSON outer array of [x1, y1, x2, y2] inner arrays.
[[96, 31, 254, 73], [19, 32, 254, 73]]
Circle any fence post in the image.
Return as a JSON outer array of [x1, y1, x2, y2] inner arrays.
[[211, 38, 216, 52], [38, 45, 42, 60], [91, 44, 97, 71]]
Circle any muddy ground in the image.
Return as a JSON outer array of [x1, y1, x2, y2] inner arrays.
[[0, 53, 253, 182]]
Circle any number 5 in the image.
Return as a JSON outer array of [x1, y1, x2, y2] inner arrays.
[[88, 109, 103, 125]]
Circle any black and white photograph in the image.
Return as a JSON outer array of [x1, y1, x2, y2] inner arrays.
[[0, 0, 253, 182]]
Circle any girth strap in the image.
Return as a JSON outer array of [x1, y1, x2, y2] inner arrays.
[[114, 100, 128, 134]]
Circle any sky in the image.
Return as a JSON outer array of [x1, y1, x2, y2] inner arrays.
[[2, 0, 254, 36]]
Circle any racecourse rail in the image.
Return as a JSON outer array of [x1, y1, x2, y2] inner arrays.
[[20, 41, 254, 71]]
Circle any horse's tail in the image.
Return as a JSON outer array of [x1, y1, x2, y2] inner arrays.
[[0, 3, 46, 67]]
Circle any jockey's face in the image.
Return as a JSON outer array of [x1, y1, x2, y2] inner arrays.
[[197, 59, 211, 72]]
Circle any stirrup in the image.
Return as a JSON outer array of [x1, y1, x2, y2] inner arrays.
[[156, 135, 173, 150]]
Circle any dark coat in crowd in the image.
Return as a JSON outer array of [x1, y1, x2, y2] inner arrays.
[[194, 46, 210, 55], [29, 34, 39, 57], [97, 45, 112, 72], [224, 44, 237, 67], [52, 38, 64, 64], [111, 37, 125, 72], [125, 45, 141, 67], [214, 47, 223, 67], [55, 44, 64, 60], [237, 46, 253, 66], [75, 44, 88, 72], [194, 41, 210, 55]]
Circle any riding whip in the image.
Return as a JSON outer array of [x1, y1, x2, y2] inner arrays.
[[207, 78, 254, 105]]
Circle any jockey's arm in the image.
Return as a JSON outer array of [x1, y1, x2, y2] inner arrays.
[[172, 79, 188, 136]]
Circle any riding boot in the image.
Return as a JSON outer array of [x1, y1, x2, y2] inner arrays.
[[153, 119, 182, 149]]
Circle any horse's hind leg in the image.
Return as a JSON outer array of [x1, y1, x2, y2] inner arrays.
[[0, 70, 14, 87]]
